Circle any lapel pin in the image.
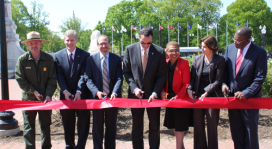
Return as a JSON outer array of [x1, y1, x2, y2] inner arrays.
[[176, 67, 179, 71], [152, 53, 154, 55]]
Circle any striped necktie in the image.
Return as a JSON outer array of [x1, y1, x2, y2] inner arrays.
[[236, 48, 244, 75], [102, 56, 110, 95], [142, 49, 148, 73]]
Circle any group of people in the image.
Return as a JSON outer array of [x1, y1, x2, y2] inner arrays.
[[15, 26, 267, 149]]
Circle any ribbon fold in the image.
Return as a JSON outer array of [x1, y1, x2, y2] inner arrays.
[[0, 97, 272, 111]]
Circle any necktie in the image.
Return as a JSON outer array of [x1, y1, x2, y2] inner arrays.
[[69, 53, 73, 68], [102, 56, 110, 95], [142, 49, 148, 73], [235, 48, 244, 75]]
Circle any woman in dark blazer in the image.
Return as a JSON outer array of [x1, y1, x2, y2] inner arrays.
[[187, 35, 225, 149], [161, 41, 191, 149]]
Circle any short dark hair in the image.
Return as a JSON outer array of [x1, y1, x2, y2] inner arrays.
[[166, 41, 179, 51], [200, 35, 218, 53], [236, 27, 252, 39], [139, 27, 153, 37], [97, 35, 110, 44]]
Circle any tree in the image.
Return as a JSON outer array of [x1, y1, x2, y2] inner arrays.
[[11, 0, 52, 52], [10, 0, 29, 42], [100, 0, 222, 53], [219, 0, 272, 53], [45, 31, 65, 53], [59, 16, 90, 51]]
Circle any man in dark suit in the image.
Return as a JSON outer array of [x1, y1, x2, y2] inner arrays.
[[222, 27, 267, 149], [82, 35, 123, 149], [54, 30, 90, 149], [123, 27, 167, 149]]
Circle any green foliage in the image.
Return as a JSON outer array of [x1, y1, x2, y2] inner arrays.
[[10, 0, 29, 42], [218, 0, 272, 53], [11, 0, 64, 52], [262, 60, 272, 97], [59, 17, 90, 51], [45, 31, 65, 52], [101, 0, 222, 55]]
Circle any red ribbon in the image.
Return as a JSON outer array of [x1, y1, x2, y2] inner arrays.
[[0, 97, 272, 111]]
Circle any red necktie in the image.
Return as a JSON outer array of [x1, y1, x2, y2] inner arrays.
[[235, 48, 244, 75]]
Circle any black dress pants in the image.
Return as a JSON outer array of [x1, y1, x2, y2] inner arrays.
[[131, 107, 161, 149], [193, 108, 220, 149], [60, 109, 90, 149], [92, 108, 118, 149]]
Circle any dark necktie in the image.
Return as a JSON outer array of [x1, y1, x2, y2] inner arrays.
[[235, 48, 244, 75], [102, 56, 110, 95], [69, 53, 73, 68]]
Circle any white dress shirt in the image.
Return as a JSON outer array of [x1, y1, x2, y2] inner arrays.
[[237, 41, 251, 63]]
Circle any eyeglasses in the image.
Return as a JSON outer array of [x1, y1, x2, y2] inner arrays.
[[98, 43, 109, 46], [232, 37, 246, 44], [167, 50, 179, 53], [140, 42, 152, 45]]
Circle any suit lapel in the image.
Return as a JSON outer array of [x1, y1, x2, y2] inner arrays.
[[136, 43, 144, 76], [144, 44, 155, 76], [70, 48, 80, 78], [62, 49, 70, 76], [108, 52, 113, 84], [196, 55, 204, 93], [94, 53, 102, 81], [237, 43, 255, 75], [197, 55, 204, 78], [231, 47, 238, 78]]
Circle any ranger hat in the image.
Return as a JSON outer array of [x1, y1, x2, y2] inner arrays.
[[21, 31, 47, 44]]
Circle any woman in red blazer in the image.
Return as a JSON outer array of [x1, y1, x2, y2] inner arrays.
[[161, 41, 191, 149]]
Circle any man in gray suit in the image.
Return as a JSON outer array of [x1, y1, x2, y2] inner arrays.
[[222, 27, 267, 149], [54, 30, 90, 149], [123, 27, 167, 149]]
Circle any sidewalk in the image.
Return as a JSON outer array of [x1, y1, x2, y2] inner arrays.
[[1, 79, 272, 149]]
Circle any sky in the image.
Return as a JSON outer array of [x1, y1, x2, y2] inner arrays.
[[18, 0, 272, 33]]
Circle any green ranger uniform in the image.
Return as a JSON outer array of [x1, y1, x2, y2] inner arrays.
[[15, 51, 57, 149]]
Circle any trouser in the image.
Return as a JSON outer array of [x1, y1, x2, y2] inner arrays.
[[193, 108, 220, 149], [228, 109, 259, 149], [60, 109, 90, 149], [92, 108, 118, 149], [22, 110, 52, 149], [131, 107, 161, 149]]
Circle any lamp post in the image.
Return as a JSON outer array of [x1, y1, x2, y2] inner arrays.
[[135, 32, 139, 42], [259, 25, 266, 49], [117, 30, 122, 56], [0, 0, 19, 136]]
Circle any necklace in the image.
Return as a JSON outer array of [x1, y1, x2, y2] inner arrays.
[[204, 55, 213, 65]]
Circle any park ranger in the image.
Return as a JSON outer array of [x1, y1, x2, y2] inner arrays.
[[15, 31, 57, 149]]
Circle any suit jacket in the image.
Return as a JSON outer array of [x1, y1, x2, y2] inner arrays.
[[82, 52, 123, 99], [223, 43, 267, 99], [162, 58, 191, 99], [123, 42, 167, 99], [54, 47, 90, 100], [188, 54, 225, 97]]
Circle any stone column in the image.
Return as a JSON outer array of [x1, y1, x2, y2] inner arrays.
[[3, 0, 25, 78]]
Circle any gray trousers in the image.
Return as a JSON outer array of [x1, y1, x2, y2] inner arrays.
[[193, 108, 220, 149]]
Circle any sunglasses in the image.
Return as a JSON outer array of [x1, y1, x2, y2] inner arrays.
[[140, 42, 152, 45]]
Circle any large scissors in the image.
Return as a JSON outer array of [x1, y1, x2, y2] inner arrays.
[[226, 90, 230, 102]]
